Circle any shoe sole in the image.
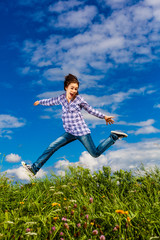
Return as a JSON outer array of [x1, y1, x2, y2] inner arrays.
[[111, 131, 128, 138], [21, 161, 35, 177]]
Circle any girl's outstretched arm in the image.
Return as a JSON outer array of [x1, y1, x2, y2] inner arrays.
[[34, 95, 61, 106], [104, 115, 115, 125]]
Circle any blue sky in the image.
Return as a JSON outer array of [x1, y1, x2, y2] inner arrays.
[[0, 0, 160, 181]]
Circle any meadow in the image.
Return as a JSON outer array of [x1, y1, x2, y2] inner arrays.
[[0, 164, 160, 240]]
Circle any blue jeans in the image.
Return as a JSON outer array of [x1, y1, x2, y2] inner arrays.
[[32, 132, 118, 174]]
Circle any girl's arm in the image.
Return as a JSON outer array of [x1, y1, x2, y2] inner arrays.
[[80, 97, 114, 125], [33, 96, 61, 106]]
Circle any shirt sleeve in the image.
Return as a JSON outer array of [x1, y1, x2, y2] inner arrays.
[[80, 96, 105, 119], [39, 95, 61, 106]]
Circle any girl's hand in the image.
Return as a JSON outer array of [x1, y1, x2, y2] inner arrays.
[[104, 116, 115, 125], [34, 100, 40, 106]]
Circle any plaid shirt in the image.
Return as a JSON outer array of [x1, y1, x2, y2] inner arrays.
[[39, 93, 105, 136]]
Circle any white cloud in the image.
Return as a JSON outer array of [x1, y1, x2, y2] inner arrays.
[[133, 126, 160, 135], [133, 6, 153, 21], [20, 0, 160, 90], [153, 8, 160, 21], [4, 166, 46, 181], [118, 119, 160, 135], [5, 153, 22, 163], [54, 138, 160, 174], [0, 130, 13, 139], [100, 0, 128, 9], [0, 114, 25, 129], [145, 0, 160, 7], [49, 0, 84, 13], [40, 115, 51, 119], [128, 119, 155, 127], [50, 5, 98, 29], [43, 68, 65, 81], [0, 115, 26, 139], [154, 103, 160, 108], [81, 87, 146, 110], [37, 91, 64, 99]]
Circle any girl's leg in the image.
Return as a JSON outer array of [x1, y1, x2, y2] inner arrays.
[[32, 132, 76, 173], [78, 133, 118, 158]]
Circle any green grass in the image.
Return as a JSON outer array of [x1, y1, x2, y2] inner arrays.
[[0, 165, 160, 240]]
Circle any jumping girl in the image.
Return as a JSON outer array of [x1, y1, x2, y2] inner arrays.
[[22, 74, 128, 176]]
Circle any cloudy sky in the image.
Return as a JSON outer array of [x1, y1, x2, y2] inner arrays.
[[0, 0, 160, 181]]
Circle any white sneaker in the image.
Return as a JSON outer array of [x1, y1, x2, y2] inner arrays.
[[111, 131, 128, 139], [21, 161, 35, 177]]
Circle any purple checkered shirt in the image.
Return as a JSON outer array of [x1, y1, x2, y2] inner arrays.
[[39, 93, 105, 136]]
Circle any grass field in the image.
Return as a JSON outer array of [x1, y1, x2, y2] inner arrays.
[[0, 165, 160, 239]]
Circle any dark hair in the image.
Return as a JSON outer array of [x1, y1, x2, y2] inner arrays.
[[64, 73, 79, 91]]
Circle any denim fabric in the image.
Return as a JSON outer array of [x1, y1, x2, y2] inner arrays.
[[32, 132, 118, 173]]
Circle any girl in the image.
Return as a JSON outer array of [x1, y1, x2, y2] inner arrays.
[[22, 74, 127, 176]]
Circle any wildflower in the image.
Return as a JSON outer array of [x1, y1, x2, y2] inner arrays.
[[25, 222, 37, 225], [26, 228, 31, 233], [64, 223, 69, 230], [71, 210, 74, 215], [92, 230, 98, 235], [25, 232, 37, 236], [64, 198, 67, 201], [77, 223, 81, 228], [60, 238, 64, 240], [73, 203, 77, 208], [124, 211, 129, 215], [62, 217, 67, 221], [127, 217, 131, 222], [49, 188, 55, 191], [53, 217, 59, 221], [113, 227, 118, 231], [85, 214, 89, 220], [89, 197, 93, 203], [100, 235, 105, 240], [90, 222, 94, 226], [49, 230, 52, 234], [52, 202, 60, 207], [5, 221, 14, 224], [61, 185, 68, 188], [60, 232, 64, 236], [51, 226, 56, 231], [101, 195, 105, 198], [83, 222, 87, 229], [113, 225, 120, 231], [115, 210, 125, 214], [70, 200, 77, 203], [20, 202, 24, 205], [32, 183, 35, 185], [54, 191, 64, 195]]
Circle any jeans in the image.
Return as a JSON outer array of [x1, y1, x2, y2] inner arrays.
[[32, 132, 118, 174]]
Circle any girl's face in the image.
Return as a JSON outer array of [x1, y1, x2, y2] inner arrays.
[[65, 82, 79, 102]]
